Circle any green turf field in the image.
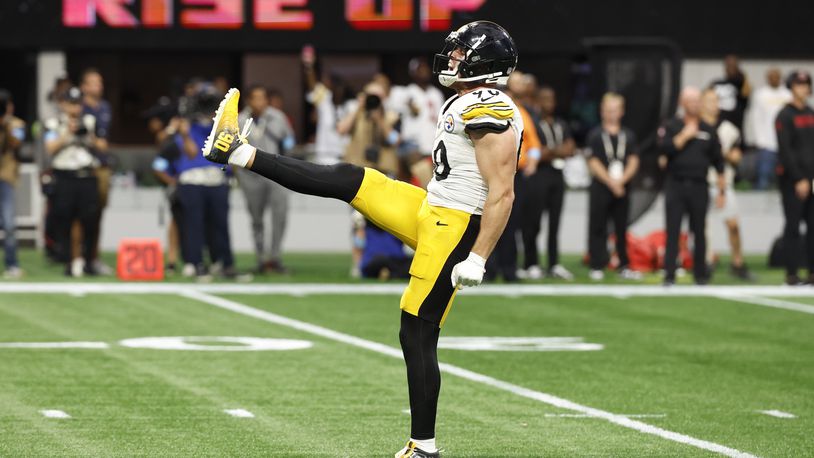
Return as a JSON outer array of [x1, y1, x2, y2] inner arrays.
[[0, 282, 811, 456]]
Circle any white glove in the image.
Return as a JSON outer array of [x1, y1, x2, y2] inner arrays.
[[451, 252, 486, 290]]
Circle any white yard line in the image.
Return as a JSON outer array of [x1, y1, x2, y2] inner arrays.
[[180, 290, 757, 458], [0, 282, 813, 299], [3, 283, 814, 319], [0, 342, 109, 349], [224, 409, 255, 418], [756, 410, 797, 419], [40, 410, 71, 419], [716, 294, 814, 315], [545, 413, 666, 419]]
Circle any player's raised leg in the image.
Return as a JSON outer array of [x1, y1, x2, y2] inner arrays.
[[202, 88, 424, 247]]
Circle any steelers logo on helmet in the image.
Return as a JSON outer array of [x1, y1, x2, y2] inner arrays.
[[444, 113, 455, 132], [432, 21, 518, 88]]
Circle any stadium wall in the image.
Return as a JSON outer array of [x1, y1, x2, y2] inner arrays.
[[100, 187, 783, 256]]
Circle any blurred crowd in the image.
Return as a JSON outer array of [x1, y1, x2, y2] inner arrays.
[[0, 53, 810, 284]]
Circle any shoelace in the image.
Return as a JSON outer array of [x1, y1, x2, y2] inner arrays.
[[239, 118, 253, 144]]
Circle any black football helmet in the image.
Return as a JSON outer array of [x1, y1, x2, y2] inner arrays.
[[433, 21, 518, 88]]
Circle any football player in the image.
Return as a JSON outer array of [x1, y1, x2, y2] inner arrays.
[[202, 21, 521, 457]]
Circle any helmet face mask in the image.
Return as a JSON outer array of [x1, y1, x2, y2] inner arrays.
[[432, 21, 518, 88]]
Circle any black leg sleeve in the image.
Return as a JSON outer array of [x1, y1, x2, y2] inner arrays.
[[249, 150, 364, 203], [399, 311, 441, 441]]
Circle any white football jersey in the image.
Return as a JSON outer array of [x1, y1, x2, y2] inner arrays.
[[426, 88, 523, 215]]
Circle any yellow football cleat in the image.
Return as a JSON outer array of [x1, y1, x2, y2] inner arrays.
[[202, 88, 252, 164], [394, 441, 440, 458]]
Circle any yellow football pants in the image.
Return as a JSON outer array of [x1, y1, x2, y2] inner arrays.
[[350, 168, 480, 326]]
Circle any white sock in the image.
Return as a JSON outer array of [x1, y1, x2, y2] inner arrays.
[[228, 143, 256, 168], [411, 438, 437, 453]]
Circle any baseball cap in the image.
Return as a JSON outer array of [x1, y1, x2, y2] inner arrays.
[[786, 70, 812, 88]]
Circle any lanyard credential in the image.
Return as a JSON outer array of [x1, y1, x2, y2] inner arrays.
[[601, 130, 626, 162], [540, 120, 563, 147]]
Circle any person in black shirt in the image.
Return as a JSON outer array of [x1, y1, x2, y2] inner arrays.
[[709, 55, 751, 136], [658, 87, 726, 285], [775, 70, 814, 285], [521, 86, 576, 280], [585, 93, 641, 281]]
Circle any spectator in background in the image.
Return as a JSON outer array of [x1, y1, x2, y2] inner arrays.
[[0, 90, 25, 279], [658, 87, 726, 286], [80, 68, 112, 275], [751, 68, 791, 189], [42, 77, 74, 263], [338, 81, 400, 277], [43, 87, 102, 277], [354, 213, 412, 280], [303, 47, 356, 165], [710, 55, 751, 136], [268, 88, 295, 128], [338, 81, 400, 175], [236, 85, 295, 274], [489, 71, 541, 283], [585, 93, 641, 281], [44, 76, 73, 121], [173, 81, 236, 281], [700, 89, 754, 281], [775, 70, 814, 285], [389, 58, 445, 187], [146, 96, 184, 273], [521, 85, 576, 280]]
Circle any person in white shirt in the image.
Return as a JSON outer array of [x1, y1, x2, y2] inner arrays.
[[701, 89, 754, 281], [303, 49, 356, 165], [390, 58, 446, 187], [750, 68, 791, 189]]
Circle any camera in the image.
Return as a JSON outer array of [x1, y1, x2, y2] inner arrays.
[[364, 93, 382, 112], [178, 82, 221, 120]]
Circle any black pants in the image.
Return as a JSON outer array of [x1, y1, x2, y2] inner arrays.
[[487, 174, 524, 281], [588, 182, 630, 270], [521, 167, 565, 268], [51, 172, 99, 268], [664, 178, 709, 281], [780, 176, 814, 277], [176, 183, 233, 269]]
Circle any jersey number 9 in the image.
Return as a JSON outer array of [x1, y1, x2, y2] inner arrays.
[[433, 140, 451, 181]]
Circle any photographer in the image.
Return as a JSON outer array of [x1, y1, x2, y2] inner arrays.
[[80, 68, 113, 275], [172, 81, 236, 281], [0, 90, 25, 279], [338, 81, 400, 175], [43, 87, 102, 276], [146, 97, 185, 273]]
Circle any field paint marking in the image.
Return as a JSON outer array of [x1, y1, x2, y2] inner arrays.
[[181, 290, 757, 458], [545, 413, 666, 419], [438, 336, 603, 352], [118, 336, 313, 351], [0, 342, 109, 349], [757, 410, 796, 419], [40, 410, 71, 419], [224, 409, 255, 418], [716, 294, 814, 315]]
